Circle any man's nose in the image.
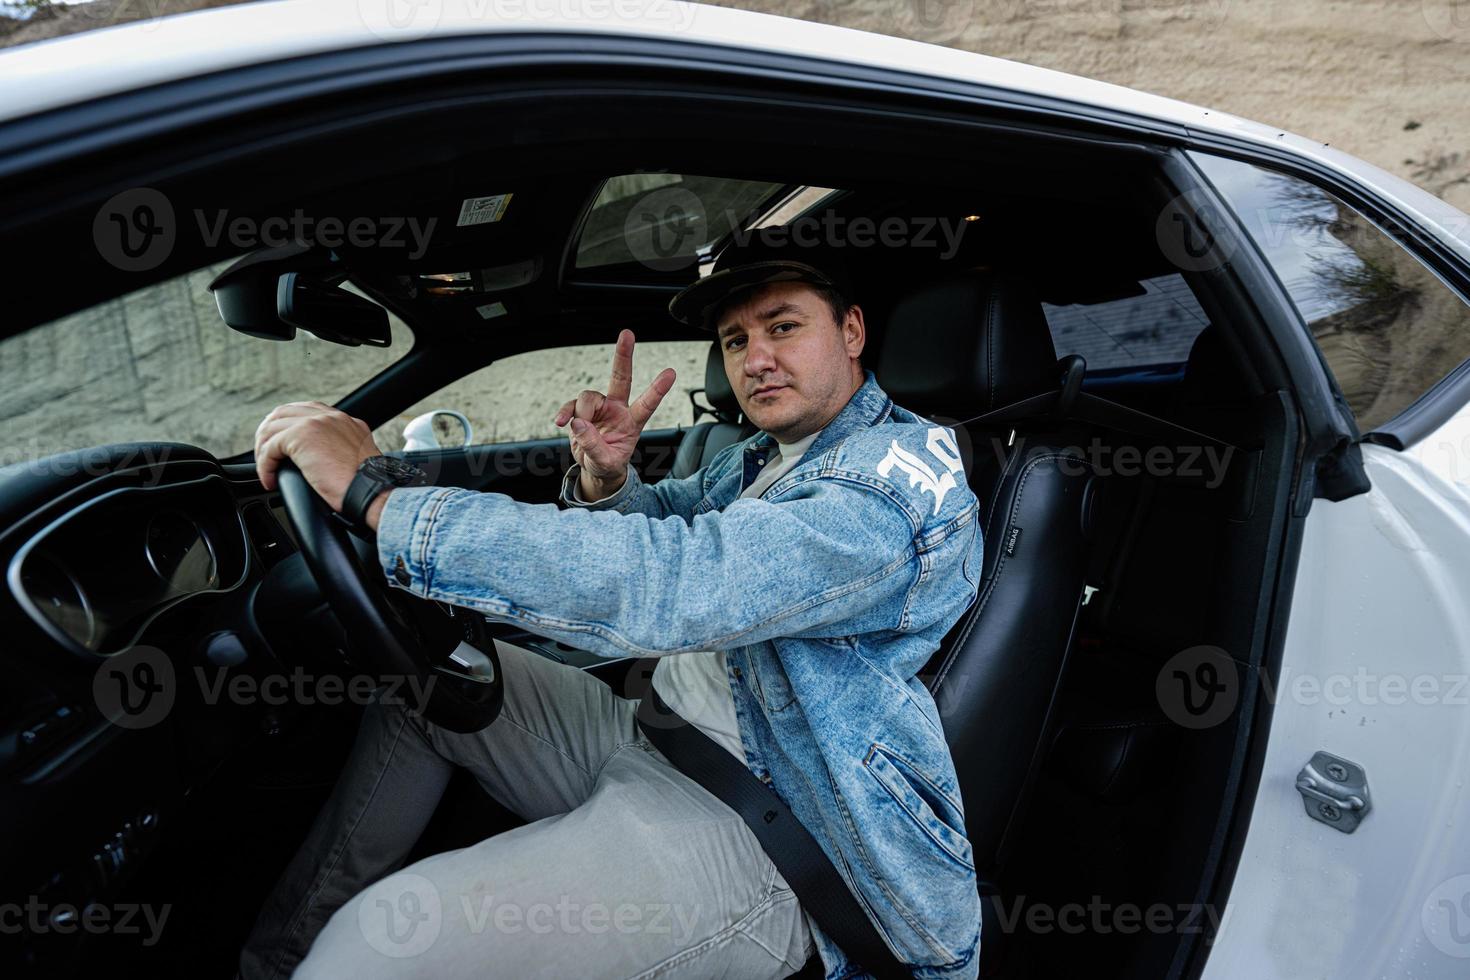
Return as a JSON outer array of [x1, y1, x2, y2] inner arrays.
[[743, 332, 778, 377]]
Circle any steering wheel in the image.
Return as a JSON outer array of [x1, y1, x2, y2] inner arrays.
[[275, 463, 503, 733]]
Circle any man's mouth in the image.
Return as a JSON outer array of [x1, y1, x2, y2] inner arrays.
[[751, 384, 788, 398]]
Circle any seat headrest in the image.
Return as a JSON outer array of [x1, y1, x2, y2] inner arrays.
[[703, 341, 741, 420], [876, 270, 1060, 417], [1179, 325, 1237, 406]]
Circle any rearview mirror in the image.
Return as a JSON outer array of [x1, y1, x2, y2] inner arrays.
[[276, 273, 390, 348]]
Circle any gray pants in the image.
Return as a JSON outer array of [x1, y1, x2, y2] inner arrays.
[[239, 640, 813, 980]]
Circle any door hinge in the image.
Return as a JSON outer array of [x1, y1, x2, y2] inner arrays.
[[1296, 751, 1372, 833]]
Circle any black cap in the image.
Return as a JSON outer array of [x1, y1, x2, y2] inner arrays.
[[668, 223, 854, 329]]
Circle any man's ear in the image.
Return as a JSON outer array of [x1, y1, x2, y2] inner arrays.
[[843, 304, 866, 360]]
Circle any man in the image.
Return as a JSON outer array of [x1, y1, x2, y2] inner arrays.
[[241, 229, 983, 980]]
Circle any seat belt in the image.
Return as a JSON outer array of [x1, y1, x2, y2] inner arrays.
[[945, 381, 1236, 451], [636, 685, 913, 980]]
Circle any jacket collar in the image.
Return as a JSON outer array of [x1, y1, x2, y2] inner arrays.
[[741, 369, 893, 473]]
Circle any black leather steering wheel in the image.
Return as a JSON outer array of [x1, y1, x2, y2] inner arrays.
[[275, 463, 503, 733]]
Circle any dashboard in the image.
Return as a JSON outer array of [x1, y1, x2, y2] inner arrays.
[[0, 444, 302, 975], [10, 473, 252, 657]]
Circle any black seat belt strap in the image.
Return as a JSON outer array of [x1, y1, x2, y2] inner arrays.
[[636, 685, 912, 980]]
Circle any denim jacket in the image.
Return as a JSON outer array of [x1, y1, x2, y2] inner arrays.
[[377, 370, 984, 979]]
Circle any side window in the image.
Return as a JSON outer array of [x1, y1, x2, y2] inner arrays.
[[1041, 272, 1212, 372], [374, 341, 710, 451], [1194, 153, 1470, 431], [0, 261, 408, 465]]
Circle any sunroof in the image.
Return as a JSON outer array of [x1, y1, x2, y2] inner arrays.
[[574, 174, 785, 272]]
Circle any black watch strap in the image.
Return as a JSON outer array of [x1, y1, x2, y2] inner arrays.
[[341, 457, 427, 532]]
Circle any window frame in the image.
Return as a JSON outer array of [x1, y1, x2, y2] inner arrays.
[[1186, 147, 1470, 450]]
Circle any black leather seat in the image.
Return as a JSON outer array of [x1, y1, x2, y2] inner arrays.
[[671, 343, 753, 478], [875, 270, 1101, 902], [1046, 324, 1255, 804]]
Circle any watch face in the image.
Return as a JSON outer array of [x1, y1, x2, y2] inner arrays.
[[365, 455, 427, 486]]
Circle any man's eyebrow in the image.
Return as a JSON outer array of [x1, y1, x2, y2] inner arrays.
[[756, 301, 804, 322], [718, 302, 805, 338]]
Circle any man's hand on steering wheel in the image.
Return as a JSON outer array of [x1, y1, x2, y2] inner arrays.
[[553, 329, 677, 502], [253, 401, 504, 733], [254, 401, 383, 523]]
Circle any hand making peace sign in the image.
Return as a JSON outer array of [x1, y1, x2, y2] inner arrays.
[[553, 329, 677, 497]]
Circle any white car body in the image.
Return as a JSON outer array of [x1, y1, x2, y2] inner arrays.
[[3, 3, 1469, 977]]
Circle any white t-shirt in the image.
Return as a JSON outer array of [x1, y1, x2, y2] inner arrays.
[[651, 427, 822, 764]]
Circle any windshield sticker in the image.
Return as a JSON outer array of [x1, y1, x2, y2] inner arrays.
[[457, 193, 513, 227]]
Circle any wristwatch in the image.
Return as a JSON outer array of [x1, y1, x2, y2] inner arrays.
[[340, 455, 429, 533]]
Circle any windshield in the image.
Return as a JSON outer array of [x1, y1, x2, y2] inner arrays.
[[574, 174, 785, 271], [0, 259, 410, 467]]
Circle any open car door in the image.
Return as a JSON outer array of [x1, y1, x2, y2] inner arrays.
[[1189, 151, 1470, 978]]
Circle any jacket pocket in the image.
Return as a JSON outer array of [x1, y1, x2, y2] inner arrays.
[[863, 742, 974, 871], [750, 660, 798, 712]]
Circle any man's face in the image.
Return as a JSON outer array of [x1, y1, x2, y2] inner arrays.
[[715, 280, 866, 443]]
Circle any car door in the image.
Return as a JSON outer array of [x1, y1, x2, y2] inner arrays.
[[1186, 151, 1470, 978]]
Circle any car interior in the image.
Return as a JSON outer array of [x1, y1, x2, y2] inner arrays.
[[0, 75, 1314, 980]]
